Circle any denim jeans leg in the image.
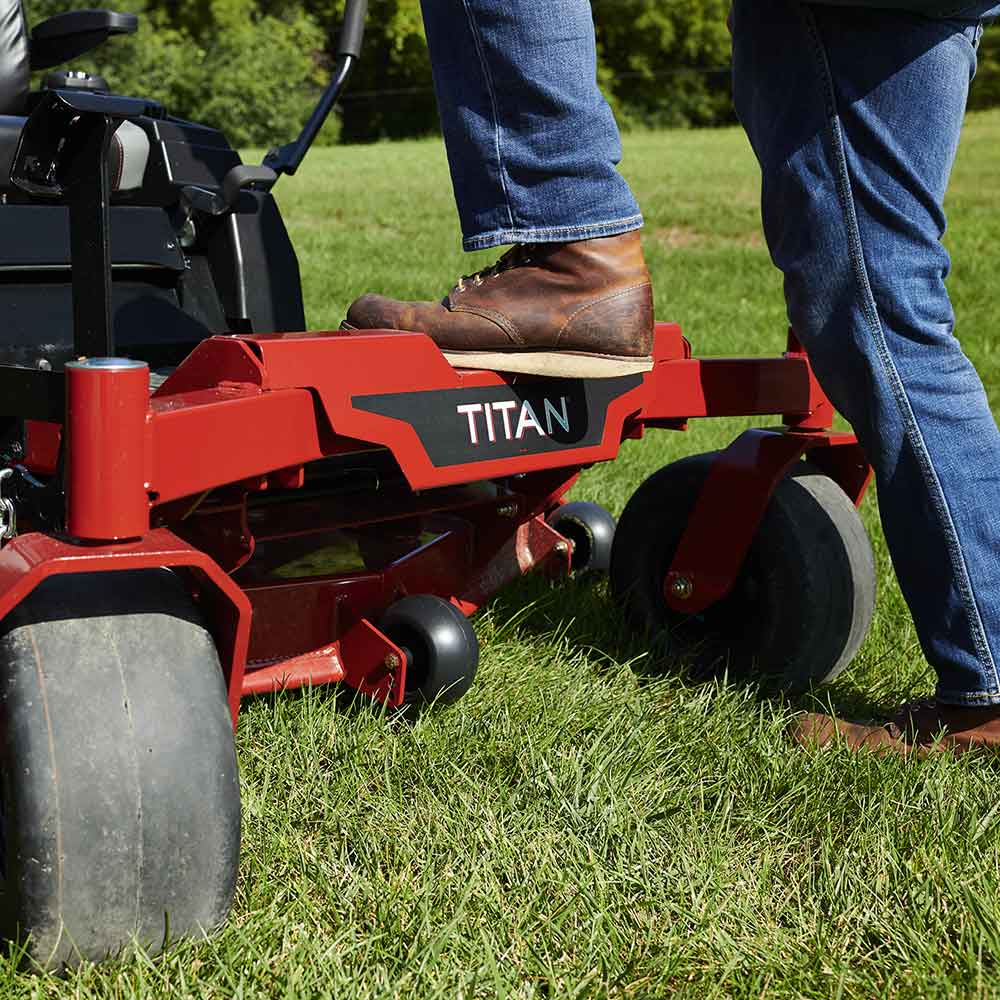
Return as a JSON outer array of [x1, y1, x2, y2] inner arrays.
[[419, 0, 643, 251], [732, 1, 1000, 703]]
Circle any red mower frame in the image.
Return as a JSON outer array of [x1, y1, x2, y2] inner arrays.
[[1, 321, 871, 726]]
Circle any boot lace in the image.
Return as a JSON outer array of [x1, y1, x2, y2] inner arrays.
[[456, 244, 533, 294]]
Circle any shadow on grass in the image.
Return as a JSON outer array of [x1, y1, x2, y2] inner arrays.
[[244, 571, 900, 732], [243, 678, 420, 727], [480, 571, 899, 726]]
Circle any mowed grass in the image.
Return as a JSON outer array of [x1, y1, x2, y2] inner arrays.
[[6, 113, 1000, 998]]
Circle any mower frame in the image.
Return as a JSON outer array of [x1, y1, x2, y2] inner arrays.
[[0, 55, 872, 730]]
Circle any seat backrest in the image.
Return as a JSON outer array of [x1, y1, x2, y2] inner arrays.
[[0, 1, 28, 115]]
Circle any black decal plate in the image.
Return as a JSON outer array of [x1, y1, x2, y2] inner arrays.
[[353, 375, 642, 468]]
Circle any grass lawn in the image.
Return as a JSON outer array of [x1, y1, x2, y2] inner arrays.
[[6, 112, 1000, 998]]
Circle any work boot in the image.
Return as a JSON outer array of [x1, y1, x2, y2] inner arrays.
[[793, 698, 1000, 756], [343, 231, 654, 379]]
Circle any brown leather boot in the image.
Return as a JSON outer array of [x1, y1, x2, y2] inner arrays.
[[343, 231, 655, 379], [793, 698, 1000, 756]]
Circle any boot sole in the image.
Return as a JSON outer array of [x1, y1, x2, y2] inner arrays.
[[443, 349, 653, 379], [339, 323, 653, 379]]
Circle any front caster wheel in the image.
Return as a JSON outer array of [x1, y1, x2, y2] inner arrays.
[[0, 569, 241, 970], [380, 595, 479, 706], [547, 501, 617, 574], [611, 453, 876, 691]]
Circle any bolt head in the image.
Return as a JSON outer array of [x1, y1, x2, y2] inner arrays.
[[554, 540, 571, 556], [384, 652, 402, 671], [670, 575, 694, 601]]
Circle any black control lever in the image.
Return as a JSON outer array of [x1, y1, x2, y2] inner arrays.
[[263, 0, 368, 179], [180, 164, 278, 218], [337, 0, 368, 58]]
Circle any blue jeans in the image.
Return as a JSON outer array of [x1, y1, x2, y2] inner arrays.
[[732, 1, 1000, 705], [418, 0, 642, 251], [422, 0, 1000, 705]]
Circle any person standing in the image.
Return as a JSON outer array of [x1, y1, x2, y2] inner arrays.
[[346, 0, 1000, 754]]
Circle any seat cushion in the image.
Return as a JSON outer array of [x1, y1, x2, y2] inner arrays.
[[0, 114, 150, 193], [0, 0, 29, 116], [109, 120, 149, 191]]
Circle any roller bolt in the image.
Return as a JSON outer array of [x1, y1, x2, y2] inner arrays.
[[670, 575, 694, 601], [384, 652, 402, 671]]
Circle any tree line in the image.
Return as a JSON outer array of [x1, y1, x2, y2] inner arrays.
[[29, 0, 1000, 148]]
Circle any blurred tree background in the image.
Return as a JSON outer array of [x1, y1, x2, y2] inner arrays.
[[26, 0, 1000, 146]]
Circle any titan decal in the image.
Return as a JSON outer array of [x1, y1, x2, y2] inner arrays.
[[352, 375, 642, 468], [456, 396, 572, 445]]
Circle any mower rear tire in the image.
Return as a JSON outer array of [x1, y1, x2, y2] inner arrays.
[[611, 453, 875, 691], [380, 595, 479, 707], [0, 569, 241, 969], [547, 501, 617, 575]]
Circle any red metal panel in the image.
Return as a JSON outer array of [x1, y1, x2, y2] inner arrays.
[[782, 329, 836, 431], [460, 515, 569, 613], [23, 421, 62, 476], [339, 618, 408, 706], [803, 441, 873, 507], [0, 529, 251, 726], [65, 360, 150, 540], [244, 331, 649, 491], [149, 388, 325, 505], [639, 357, 817, 422], [137, 326, 841, 508], [242, 573, 384, 667], [241, 643, 346, 696], [153, 336, 266, 396]]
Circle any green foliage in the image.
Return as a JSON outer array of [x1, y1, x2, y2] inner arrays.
[[29, 0, 327, 147], [594, 0, 734, 128], [26, 0, 737, 145], [24, 2, 1000, 146], [970, 30, 1000, 113], [299, 0, 438, 142]]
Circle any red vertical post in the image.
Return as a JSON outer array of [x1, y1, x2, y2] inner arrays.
[[65, 358, 150, 541]]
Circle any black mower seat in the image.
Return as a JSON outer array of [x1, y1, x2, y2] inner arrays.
[[0, 0, 29, 116], [0, 113, 150, 192]]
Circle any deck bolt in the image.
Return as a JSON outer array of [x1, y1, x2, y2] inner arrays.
[[670, 575, 694, 601], [554, 540, 571, 556], [497, 502, 519, 518], [384, 653, 402, 671]]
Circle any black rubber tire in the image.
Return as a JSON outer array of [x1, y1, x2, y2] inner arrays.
[[547, 501, 617, 574], [611, 453, 876, 691], [0, 569, 241, 969], [380, 595, 479, 706]]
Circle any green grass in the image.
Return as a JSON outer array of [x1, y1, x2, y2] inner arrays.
[[7, 112, 1000, 998]]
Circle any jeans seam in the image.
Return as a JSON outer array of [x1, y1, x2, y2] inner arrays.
[[799, 4, 1000, 693], [463, 214, 644, 250], [460, 0, 515, 231], [937, 688, 1000, 706]]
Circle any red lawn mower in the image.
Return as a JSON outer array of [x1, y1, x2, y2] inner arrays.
[[0, 0, 875, 969]]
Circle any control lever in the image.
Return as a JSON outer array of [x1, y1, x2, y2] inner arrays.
[[180, 164, 278, 219]]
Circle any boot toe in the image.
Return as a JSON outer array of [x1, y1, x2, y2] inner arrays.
[[345, 293, 401, 331]]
